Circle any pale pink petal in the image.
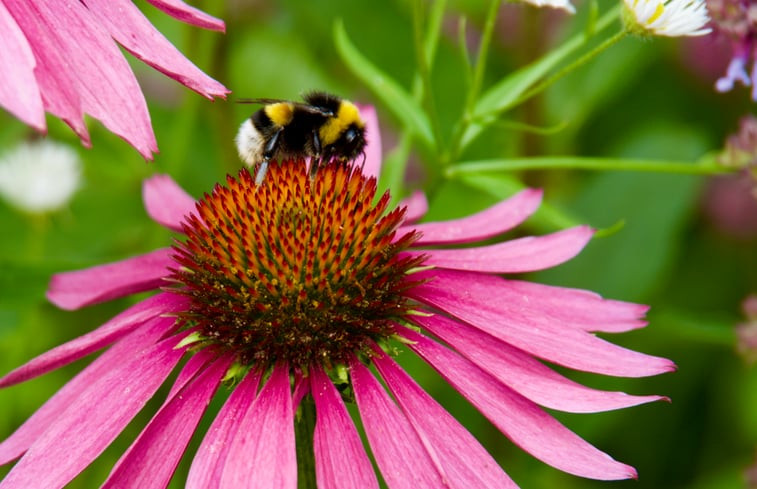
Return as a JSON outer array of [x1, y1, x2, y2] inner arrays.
[[398, 190, 428, 224], [0, 2, 44, 130], [0, 292, 186, 388], [398, 326, 638, 481], [4, 0, 157, 158], [408, 270, 675, 377], [406, 225, 593, 273], [398, 188, 542, 245], [372, 350, 518, 489], [350, 358, 446, 489], [220, 363, 296, 489], [292, 369, 309, 412], [0, 328, 187, 488], [486, 278, 649, 333], [411, 314, 665, 413], [0, 316, 175, 465], [143, 174, 196, 232], [46, 248, 174, 310], [85, 0, 228, 99], [101, 354, 233, 489], [187, 371, 261, 489], [145, 0, 225, 31], [358, 104, 381, 180], [310, 366, 379, 489]]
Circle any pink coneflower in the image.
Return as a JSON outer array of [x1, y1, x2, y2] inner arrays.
[[0, 110, 673, 488], [0, 0, 229, 159]]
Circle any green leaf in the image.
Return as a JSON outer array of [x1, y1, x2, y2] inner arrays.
[[460, 5, 620, 150], [334, 19, 435, 150]]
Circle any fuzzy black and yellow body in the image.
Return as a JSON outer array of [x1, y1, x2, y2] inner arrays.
[[235, 92, 366, 183]]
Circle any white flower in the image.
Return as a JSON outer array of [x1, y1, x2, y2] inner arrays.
[[520, 0, 576, 14], [0, 140, 82, 213], [623, 0, 712, 37]]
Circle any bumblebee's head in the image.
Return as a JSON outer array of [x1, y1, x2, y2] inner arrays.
[[331, 123, 366, 161]]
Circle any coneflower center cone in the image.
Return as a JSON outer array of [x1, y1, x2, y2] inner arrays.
[[170, 160, 423, 368]]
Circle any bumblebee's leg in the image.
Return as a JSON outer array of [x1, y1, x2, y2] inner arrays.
[[255, 128, 283, 185], [309, 130, 323, 180]]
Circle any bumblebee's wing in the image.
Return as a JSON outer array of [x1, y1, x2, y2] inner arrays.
[[235, 98, 333, 117]]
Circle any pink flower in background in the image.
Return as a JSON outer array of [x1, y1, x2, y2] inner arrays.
[[707, 0, 757, 99], [0, 0, 229, 159], [0, 108, 672, 487]]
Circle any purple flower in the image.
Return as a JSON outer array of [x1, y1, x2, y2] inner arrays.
[[0, 107, 673, 488], [708, 0, 757, 100], [0, 0, 229, 159]]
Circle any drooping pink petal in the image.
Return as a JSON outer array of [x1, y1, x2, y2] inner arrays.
[[4, 0, 158, 158], [358, 105, 382, 181], [0, 292, 186, 388], [220, 363, 296, 489], [310, 365, 379, 489], [349, 358, 446, 489], [165, 347, 218, 400], [143, 174, 196, 232], [292, 369, 309, 412], [409, 270, 675, 377], [0, 328, 187, 489], [489, 277, 649, 333], [46, 248, 174, 310], [372, 350, 518, 489], [145, 0, 225, 31], [85, 0, 228, 99], [101, 354, 233, 489], [398, 188, 543, 245], [398, 190, 428, 224], [187, 370, 261, 489], [0, 316, 176, 466], [0, 2, 44, 130], [398, 326, 639, 481], [411, 314, 665, 413], [406, 225, 593, 273]]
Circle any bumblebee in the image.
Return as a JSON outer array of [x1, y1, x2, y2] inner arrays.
[[235, 91, 367, 184]]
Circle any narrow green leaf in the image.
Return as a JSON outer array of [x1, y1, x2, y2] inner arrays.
[[446, 156, 733, 176], [461, 5, 620, 149], [333, 20, 435, 149]]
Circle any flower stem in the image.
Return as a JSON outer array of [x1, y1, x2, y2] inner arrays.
[[296, 395, 317, 489]]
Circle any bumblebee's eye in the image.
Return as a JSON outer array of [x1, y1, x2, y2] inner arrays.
[[344, 127, 357, 143]]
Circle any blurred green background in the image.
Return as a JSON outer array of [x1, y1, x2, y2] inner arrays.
[[0, 0, 755, 487]]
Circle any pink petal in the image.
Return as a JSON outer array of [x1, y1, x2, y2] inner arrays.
[[0, 316, 176, 466], [0, 2, 44, 130], [187, 370, 261, 489], [491, 278, 649, 333], [165, 346, 218, 400], [409, 270, 675, 377], [85, 0, 228, 99], [4, 0, 157, 158], [407, 225, 593, 273], [145, 0, 225, 31], [399, 188, 542, 245], [372, 350, 518, 489], [0, 292, 186, 388], [358, 104, 381, 181], [101, 354, 233, 489], [310, 366, 379, 489], [398, 190, 428, 224], [220, 363, 296, 489], [46, 248, 174, 310], [0, 327, 187, 488], [292, 369, 309, 413], [350, 358, 446, 489], [143, 174, 196, 232], [412, 313, 665, 413], [398, 326, 639, 481]]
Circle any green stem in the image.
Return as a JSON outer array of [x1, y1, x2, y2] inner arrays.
[[446, 156, 735, 176], [296, 395, 317, 489], [508, 29, 627, 109], [466, 0, 500, 116], [413, 0, 444, 156]]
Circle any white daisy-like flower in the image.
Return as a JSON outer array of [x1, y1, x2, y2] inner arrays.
[[623, 0, 712, 37], [520, 0, 576, 14], [0, 140, 82, 213]]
